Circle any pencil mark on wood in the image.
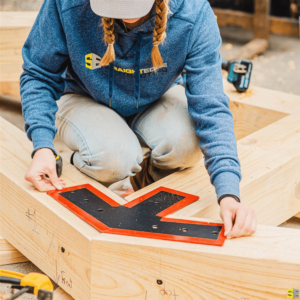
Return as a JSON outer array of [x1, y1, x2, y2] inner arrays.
[[47, 232, 55, 254], [159, 284, 180, 298], [26, 208, 39, 234]]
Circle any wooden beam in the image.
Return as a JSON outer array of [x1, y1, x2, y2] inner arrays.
[[253, 0, 270, 40], [226, 38, 269, 60], [0, 12, 38, 98], [0, 119, 300, 300], [90, 225, 300, 299], [213, 8, 300, 37], [1, 117, 300, 299], [0, 11, 38, 27], [270, 16, 300, 37], [229, 100, 287, 141], [0, 82, 20, 99], [214, 9, 253, 30], [0, 117, 123, 300], [0, 235, 29, 265], [53, 288, 74, 300], [223, 80, 300, 115], [126, 85, 300, 227]]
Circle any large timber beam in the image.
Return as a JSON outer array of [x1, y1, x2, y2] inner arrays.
[[126, 83, 300, 225], [0, 117, 124, 299], [0, 235, 29, 265], [1, 116, 300, 299], [214, 8, 300, 37], [0, 12, 38, 98], [54, 288, 74, 300]]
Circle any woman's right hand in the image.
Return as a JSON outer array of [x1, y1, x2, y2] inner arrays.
[[25, 148, 66, 192]]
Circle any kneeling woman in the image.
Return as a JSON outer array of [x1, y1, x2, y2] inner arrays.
[[21, 0, 256, 239]]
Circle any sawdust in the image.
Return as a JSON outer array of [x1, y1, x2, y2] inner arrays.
[[0, 292, 19, 300], [238, 87, 254, 100]]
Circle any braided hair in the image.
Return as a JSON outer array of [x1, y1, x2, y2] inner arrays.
[[101, 17, 115, 66], [151, 0, 169, 70], [101, 0, 169, 70]]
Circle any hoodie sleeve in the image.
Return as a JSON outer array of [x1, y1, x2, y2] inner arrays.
[[20, 0, 69, 157], [184, 1, 241, 201]]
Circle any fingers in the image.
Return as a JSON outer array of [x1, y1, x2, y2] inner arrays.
[[44, 177, 66, 186], [227, 207, 247, 239], [47, 166, 63, 190], [25, 172, 66, 192], [228, 207, 256, 239], [26, 172, 56, 192], [239, 209, 256, 237], [222, 211, 233, 236], [25, 148, 67, 192]]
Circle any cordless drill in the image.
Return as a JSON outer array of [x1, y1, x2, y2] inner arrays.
[[222, 59, 253, 93], [181, 58, 252, 93]]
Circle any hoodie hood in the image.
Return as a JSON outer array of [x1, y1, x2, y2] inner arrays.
[[109, 0, 184, 109]]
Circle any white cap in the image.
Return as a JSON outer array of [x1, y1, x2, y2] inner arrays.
[[90, 0, 155, 19]]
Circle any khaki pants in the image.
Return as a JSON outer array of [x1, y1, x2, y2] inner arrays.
[[55, 85, 202, 186]]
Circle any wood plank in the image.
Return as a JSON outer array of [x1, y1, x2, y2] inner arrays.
[[253, 0, 270, 40], [225, 38, 269, 60], [126, 89, 300, 226], [0, 26, 31, 83], [229, 100, 286, 140], [53, 288, 74, 300], [90, 225, 300, 299], [295, 212, 300, 218], [1, 117, 300, 299], [0, 82, 20, 99], [0, 235, 29, 265], [213, 8, 253, 30], [0, 12, 37, 98], [270, 16, 300, 37], [223, 79, 300, 115], [127, 114, 300, 225], [213, 8, 299, 37], [0, 11, 38, 28], [0, 117, 123, 300]]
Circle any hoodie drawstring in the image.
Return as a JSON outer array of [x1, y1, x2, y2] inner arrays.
[[134, 31, 144, 109], [108, 31, 144, 109], [109, 62, 114, 107]]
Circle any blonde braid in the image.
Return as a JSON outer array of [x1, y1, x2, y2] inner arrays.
[[101, 17, 116, 66], [151, 0, 169, 70]]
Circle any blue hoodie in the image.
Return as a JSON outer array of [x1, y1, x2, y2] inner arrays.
[[20, 0, 241, 201]]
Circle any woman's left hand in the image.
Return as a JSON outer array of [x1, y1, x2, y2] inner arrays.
[[219, 197, 257, 239]]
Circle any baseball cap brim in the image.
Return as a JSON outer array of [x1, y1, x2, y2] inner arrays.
[[90, 0, 155, 19]]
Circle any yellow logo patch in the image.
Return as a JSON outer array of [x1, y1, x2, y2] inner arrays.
[[85, 53, 102, 70]]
